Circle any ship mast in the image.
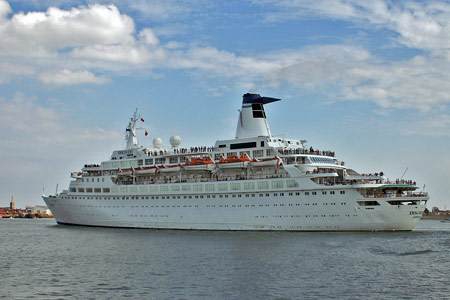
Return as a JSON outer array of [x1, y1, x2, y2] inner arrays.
[[125, 109, 140, 149]]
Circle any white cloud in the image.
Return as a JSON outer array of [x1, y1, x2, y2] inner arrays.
[[38, 69, 110, 85], [257, 0, 450, 54], [0, 2, 135, 56]]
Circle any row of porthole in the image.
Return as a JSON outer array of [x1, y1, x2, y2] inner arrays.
[[64, 190, 347, 200]]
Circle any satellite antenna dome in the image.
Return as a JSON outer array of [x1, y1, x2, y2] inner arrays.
[[153, 137, 162, 149], [169, 135, 181, 148]]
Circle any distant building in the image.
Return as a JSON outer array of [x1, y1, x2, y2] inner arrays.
[[10, 195, 15, 210], [25, 205, 52, 216]]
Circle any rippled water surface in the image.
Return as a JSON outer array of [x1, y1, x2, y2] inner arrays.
[[0, 219, 449, 299]]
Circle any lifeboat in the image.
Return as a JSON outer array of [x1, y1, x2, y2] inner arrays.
[[135, 166, 158, 176], [250, 156, 280, 168], [217, 156, 250, 169], [158, 164, 182, 173], [184, 157, 215, 171], [116, 168, 132, 176], [71, 172, 83, 178]]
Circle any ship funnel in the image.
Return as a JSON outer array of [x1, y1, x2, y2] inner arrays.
[[235, 93, 280, 139]]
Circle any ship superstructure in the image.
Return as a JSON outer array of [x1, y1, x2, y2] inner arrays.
[[43, 93, 428, 231]]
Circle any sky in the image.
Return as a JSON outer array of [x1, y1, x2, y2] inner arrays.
[[0, 0, 449, 210]]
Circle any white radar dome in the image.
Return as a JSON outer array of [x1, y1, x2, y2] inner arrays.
[[169, 135, 181, 148], [153, 137, 162, 149]]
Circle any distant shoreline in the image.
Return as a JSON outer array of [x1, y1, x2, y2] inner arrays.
[[421, 215, 449, 220]]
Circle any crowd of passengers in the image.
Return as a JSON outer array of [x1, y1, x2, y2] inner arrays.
[[278, 147, 335, 157], [84, 164, 100, 168]]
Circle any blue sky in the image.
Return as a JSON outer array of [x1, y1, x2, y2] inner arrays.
[[1, 0, 449, 210]]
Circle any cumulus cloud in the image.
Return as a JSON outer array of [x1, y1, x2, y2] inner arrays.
[[0, 0, 164, 84]]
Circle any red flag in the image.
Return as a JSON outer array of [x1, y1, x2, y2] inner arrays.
[[145, 131, 148, 136], [141, 118, 145, 122]]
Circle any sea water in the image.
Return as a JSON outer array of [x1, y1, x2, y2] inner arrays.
[[0, 219, 448, 300]]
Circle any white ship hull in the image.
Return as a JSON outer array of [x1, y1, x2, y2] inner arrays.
[[44, 94, 428, 232], [43, 179, 426, 231]]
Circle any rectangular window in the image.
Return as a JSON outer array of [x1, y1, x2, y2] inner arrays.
[[111, 187, 119, 193], [120, 160, 130, 168], [145, 158, 153, 165], [266, 149, 273, 156], [77, 188, 85, 192], [150, 186, 158, 192], [70, 188, 76, 192], [137, 159, 143, 166], [160, 186, 169, 192], [120, 187, 128, 193], [86, 188, 93, 193], [253, 149, 264, 158], [155, 158, 165, 164], [130, 187, 138, 192], [227, 152, 237, 158], [217, 183, 228, 191], [193, 184, 203, 192], [171, 185, 180, 192], [230, 142, 257, 150], [205, 184, 215, 192], [169, 157, 178, 164], [94, 188, 101, 193], [103, 188, 110, 193], [286, 180, 299, 188], [182, 185, 191, 191], [257, 181, 269, 189], [272, 180, 284, 189], [243, 182, 255, 190], [230, 182, 241, 190]]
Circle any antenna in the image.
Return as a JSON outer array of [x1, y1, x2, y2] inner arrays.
[[55, 183, 59, 195], [400, 167, 408, 179]]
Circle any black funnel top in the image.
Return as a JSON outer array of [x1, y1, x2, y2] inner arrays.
[[242, 93, 281, 105]]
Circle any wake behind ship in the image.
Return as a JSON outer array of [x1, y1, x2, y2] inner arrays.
[[43, 93, 428, 231]]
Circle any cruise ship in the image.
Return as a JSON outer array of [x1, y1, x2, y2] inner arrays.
[[43, 93, 428, 231]]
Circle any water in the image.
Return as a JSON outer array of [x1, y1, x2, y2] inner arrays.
[[0, 219, 448, 300]]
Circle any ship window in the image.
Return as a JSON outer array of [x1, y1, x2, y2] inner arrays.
[[357, 201, 380, 206], [312, 192, 317, 195], [86, 188, 93, 193], [155, 158, 165, 164], [305, 192, 310, 195], [145, 159, 153, 165], [137, 160, 143, 166], [70, 188, 76, 192], [340, 191, 346, 194], [230, 142, 257, 150], [322, 191, 327, 195], [253, 150, 263, 158], [219, 144, 226, 148], [266, 149, 273, 156], [169, 157, 178, 164], [261, 141, 265, 147], [180, 157, 187, 163], [78, 188, 85, 192], [227, 152, 238, 158]]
